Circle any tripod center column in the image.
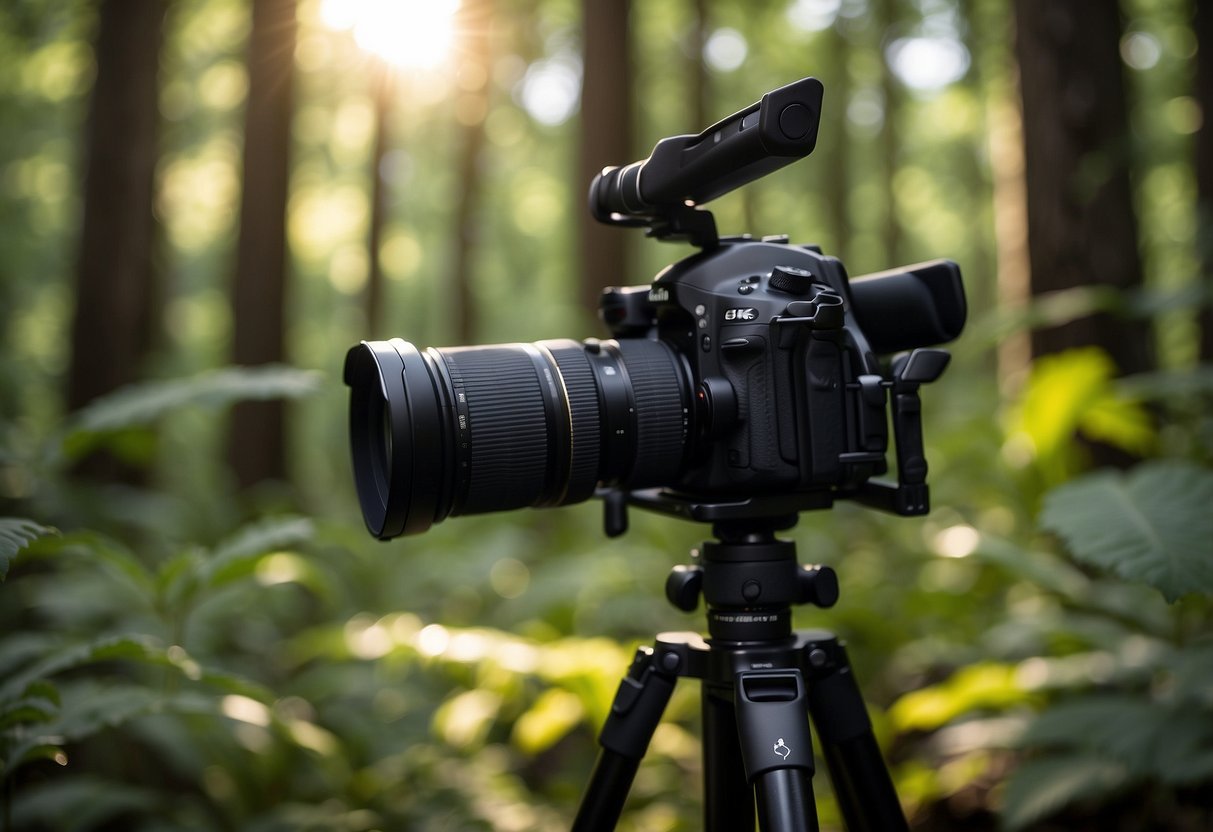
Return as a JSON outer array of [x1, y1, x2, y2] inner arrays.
[[700, 536, 800, 642]]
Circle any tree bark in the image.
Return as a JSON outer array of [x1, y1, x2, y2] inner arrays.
[[821, 20, 852, 266], [450, 0, 493, 345], [687, 0, 710, 131], [1195, 0, 1213, 362], [874, 0, 904, 267], [1013, 0, 1151, 374], [228, 0, 296, 488], [365, 64, 392, 341], [578, 0, 633, 326], [67, 0, 167, 480]]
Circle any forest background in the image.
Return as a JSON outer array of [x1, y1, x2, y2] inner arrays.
[[2, 0, 1212, 829]]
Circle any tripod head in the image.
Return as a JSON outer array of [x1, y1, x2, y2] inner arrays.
[[605, 490, 842, 642]]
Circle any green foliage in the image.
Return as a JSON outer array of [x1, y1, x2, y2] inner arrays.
[[888, 450, 1213, 828], [999, 755, 1130, 831], [0, 0, 1209, 827], [56, 365, 322, 462], [1040, 460, 1213, 601], [1006, 348, 1157, 486], [0, 517, 56, 580]]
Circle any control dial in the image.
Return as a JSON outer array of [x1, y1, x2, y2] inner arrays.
[[768, 265, 816, 295]]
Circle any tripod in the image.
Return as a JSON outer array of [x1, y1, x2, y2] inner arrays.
[[572, 503, 909, 832]]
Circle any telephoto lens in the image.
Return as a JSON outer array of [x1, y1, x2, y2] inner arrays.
[[343, 337, 691, 539]]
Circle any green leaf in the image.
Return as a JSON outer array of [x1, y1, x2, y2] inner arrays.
[[1039, 461, 1213, 601], [0, 698, 59, 730], [1, 739, 66, 778], [0, 517, 58, 580], [889, 662, 1028, 732], [8, 775, 166, 828], [1118, 366, 1213, 399], [202, 515, 315, 589], [1008, 348, 1156, 483], [156, 548, 204, 610], [23, 530, 155, 595], [0, 635, 164, 702], [1014, 690, 1213, 788], [511, 688, 584, 754], [56, 365, 322, 461], [1000, 754, 1131, 831]]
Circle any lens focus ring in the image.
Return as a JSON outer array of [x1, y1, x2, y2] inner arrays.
[[614, 339, 688, 486], [439, 346, 560, 516]]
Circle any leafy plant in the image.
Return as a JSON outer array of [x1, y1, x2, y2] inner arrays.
[[1040, 460, 1213, 602], [0, 517, 55, 580]]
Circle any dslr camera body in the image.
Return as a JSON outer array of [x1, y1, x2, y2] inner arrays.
[[344, 77, 965, 539]]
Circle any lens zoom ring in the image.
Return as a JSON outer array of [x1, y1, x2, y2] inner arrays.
[[615, 340, 687, 486], [545, 343, 602, 503], [443, 348, 551, 514]]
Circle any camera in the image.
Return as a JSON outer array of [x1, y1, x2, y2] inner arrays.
[[344, 77, 966, 540]]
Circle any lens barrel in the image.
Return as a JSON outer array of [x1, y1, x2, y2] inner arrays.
[[344, 337, 690, 539]]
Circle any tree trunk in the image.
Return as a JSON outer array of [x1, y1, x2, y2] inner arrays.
[[687, 0, 710, 131], [821, 21, 851, 265], [1196, 0, 1213, 363], [67, 0, 167, 479], [228, 0, 296, 488], [451, 0, 493, 345], [874, 0, 904, 267], [578, 0, 633, 326], [365, 64, 392, 340], [1013, 0, 1151, 375]]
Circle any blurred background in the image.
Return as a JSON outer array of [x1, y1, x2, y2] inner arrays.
[[1, 0, 1211, 829]]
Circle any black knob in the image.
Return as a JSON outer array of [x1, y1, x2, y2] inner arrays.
[[666, 564, 703, 611], [768, 265, 816, 295], [799, 565, 839, 608]]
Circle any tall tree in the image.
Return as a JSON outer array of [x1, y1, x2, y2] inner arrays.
[[820, 19, 852, 266], [364, 64, 393, 340], [450, 0, 494, 345], [67, 0, 167, 478], [874, 0, 905, 267], [1013, 0, 1151, 375], [577, 0, 633, 324], [687, 0, 710, 131], [1196, 0, 1213, 363], [227, 0, 297, 488]]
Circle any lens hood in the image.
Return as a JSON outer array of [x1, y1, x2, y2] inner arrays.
[[343, 339, 445, 538]]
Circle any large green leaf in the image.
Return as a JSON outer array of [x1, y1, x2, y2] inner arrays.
[[1039, 461, 1213, 601], [1010, 348, 1156, 483], [1000, 754, 1131, 831], [0, 517, 57, 580], [202, 515, 315, 589], [1018, 694, 1213, 784], [56, 365, 322, 461], [8, 775, 168, 829], [20, 530, 154, 595], [0, 634, 272, 704]]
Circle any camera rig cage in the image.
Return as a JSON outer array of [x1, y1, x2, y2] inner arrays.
[[587, 77, 965, 535]]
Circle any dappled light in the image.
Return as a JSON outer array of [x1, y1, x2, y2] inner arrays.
[[1, 0, 1212, 829]]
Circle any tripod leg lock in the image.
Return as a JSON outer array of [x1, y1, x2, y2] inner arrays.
[[734, 669, 816, 780], [598, 645, 678, 759]]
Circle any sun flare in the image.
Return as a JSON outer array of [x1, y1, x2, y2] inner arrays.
[[320, 0, 461, 70]]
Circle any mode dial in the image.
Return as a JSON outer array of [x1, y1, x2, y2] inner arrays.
[[768, 265, 816, 295]]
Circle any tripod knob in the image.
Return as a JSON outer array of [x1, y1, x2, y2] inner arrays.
[[798, 565, 839, 608], [666, 564, 704, 612]]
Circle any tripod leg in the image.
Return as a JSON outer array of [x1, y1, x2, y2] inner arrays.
[[734, 670, 820, 832], [702, 683, 757, 832], [572, 645, 677, 832], [804, 637, 908, 832]]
